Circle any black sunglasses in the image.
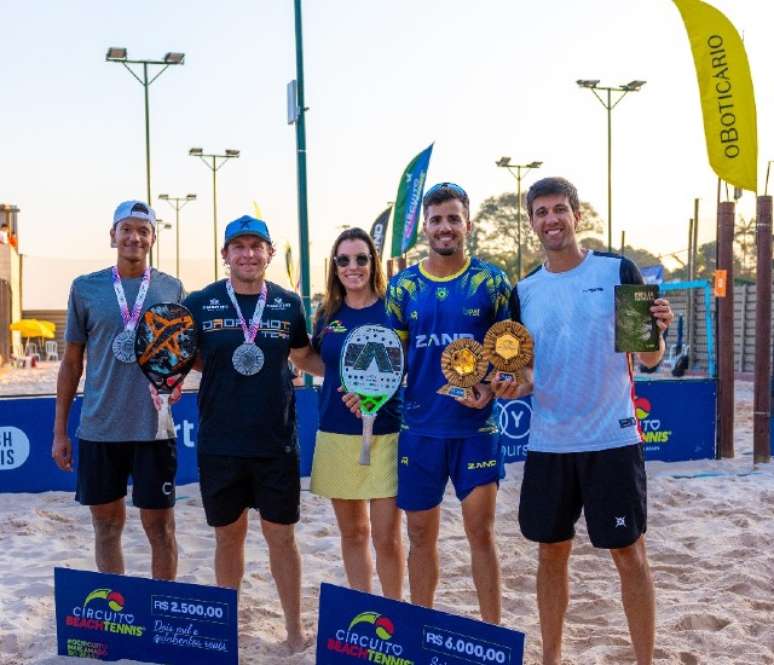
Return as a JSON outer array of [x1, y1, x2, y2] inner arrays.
[[423, 182, 468, 200], [334, 253, 371, 268]]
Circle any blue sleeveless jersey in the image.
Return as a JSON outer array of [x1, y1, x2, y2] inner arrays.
[[386, 257, 511, 438]]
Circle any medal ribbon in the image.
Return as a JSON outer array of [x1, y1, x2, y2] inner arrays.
[[226, 280, 268, 344], [112, 266, 151, 331]]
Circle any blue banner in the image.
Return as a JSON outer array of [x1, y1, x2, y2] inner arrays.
[[0, 381, 715, 493], [640, 265, 665, 284], [496, 379, 716, 464], [317, 582, 525, 664], [55, 567, 237, 663], [0, 388, 319, 493]]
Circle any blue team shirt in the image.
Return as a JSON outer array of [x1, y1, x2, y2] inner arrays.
[[385, 257, 511, 438], [312, 299, 402, 435]]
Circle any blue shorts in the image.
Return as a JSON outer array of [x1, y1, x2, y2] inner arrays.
[[397, 430, 502, 511]]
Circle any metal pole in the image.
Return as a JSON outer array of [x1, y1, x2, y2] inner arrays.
[[620, 230, 625, 256], [175, 201, 181, 279], [692, 198, 700, 270], [516, 168, 522, 279], [607, 88, 612, 253], [717, 201, 735, 458], [212, 157, 218, 281], [689, 198, 700, 367], [294, 0, 312, 387], [142, 63, 154, 268], [753, 196, 772, 463], [692, 219, 696, 360]]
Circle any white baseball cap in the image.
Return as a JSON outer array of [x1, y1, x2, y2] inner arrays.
[[113, 200, 156, 228]]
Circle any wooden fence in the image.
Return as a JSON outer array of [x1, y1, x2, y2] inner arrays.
[[665, 282, 768, 375]]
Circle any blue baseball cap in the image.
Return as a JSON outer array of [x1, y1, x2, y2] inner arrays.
[[223, 215, 272, 247], [113, 200, 156, 228]]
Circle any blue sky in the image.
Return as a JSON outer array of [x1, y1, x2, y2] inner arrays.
[[2, 0, 772, 307]]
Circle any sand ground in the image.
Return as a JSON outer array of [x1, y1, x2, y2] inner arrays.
[[0, 373, 772, 664]]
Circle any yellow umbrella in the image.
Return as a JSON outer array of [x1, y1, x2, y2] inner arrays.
[[38, 320, 56, 337], [9, 319, 55, 338]]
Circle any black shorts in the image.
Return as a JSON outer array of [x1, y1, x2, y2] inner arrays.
[[198, 452, 300, 528], [76, 439, 177, 509], [518, 443, 646, 549]]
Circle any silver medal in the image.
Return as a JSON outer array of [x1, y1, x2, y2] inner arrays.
[[232, 342, 264, 376], [112, 329, 136, 363]]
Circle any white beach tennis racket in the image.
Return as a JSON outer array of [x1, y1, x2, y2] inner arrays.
[[340, 325, 404, 465]]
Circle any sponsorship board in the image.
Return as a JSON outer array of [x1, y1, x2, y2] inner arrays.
[[494, 396, 533, 465], [496, 379, 716, 464], [628, 378, 715, 462], [0, 380, 715, 493], [0, 388, 319, 493], [317, 583, 525, 665], [55, 567, 237, 663]]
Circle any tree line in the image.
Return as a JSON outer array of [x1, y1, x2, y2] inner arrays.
[[405, 192, 763, 285]]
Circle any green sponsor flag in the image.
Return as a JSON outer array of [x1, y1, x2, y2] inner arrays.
[[390, 144, 433, 257]]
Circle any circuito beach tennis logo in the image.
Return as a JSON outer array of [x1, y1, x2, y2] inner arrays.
[[326, 610, 414, 663], [634, 395, 672, 444], [66, 587, 145, 637]]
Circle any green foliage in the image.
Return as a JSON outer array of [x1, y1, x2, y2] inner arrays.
[[396, 192, 767, 287], [470, 192, 603, 281]]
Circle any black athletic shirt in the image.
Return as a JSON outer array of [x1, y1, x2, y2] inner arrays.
[[184, 280, 309, 457]]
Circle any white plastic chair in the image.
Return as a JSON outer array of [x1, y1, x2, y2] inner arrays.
[[11, 342, 27, 368], [45, 340, 59, 361]]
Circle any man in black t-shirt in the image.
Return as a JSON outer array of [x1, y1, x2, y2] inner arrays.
[[184, 216, 322, 653]]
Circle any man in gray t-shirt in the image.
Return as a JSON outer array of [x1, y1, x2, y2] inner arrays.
[[52, 200, 185, 580]]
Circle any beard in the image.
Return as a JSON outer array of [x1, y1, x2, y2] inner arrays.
[[430, 235, 461, 256]]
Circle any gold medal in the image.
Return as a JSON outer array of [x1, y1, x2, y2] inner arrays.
[[483, 320, 534, 382], [437, 338, 489, 399]]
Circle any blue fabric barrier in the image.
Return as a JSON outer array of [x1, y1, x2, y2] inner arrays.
[[0, 380, 716, 493], [498, 378, 717, 465]]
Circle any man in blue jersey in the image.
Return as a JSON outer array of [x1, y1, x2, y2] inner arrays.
[[385, 183, 512, 623], [495, 177, 673, 665]]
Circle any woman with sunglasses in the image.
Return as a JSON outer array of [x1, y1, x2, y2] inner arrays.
[[310, 227, 404, 599]]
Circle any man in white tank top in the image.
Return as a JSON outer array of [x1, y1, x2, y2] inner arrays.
[[494, 177, 673, 665]]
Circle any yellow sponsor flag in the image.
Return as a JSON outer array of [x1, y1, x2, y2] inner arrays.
[[673, 0, 757, 192], [285, 242, 299, 292]]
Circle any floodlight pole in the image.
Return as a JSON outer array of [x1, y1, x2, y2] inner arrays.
[[159, 195, 196, 278], [293, 0, 312, 387], [577, 80, 645, 252], [143, 64, 151, 228], [189, 151, 239, 281], [496, 159, 541, 279], [106, 50, 184, 267], [156, 222, 172, 269]]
